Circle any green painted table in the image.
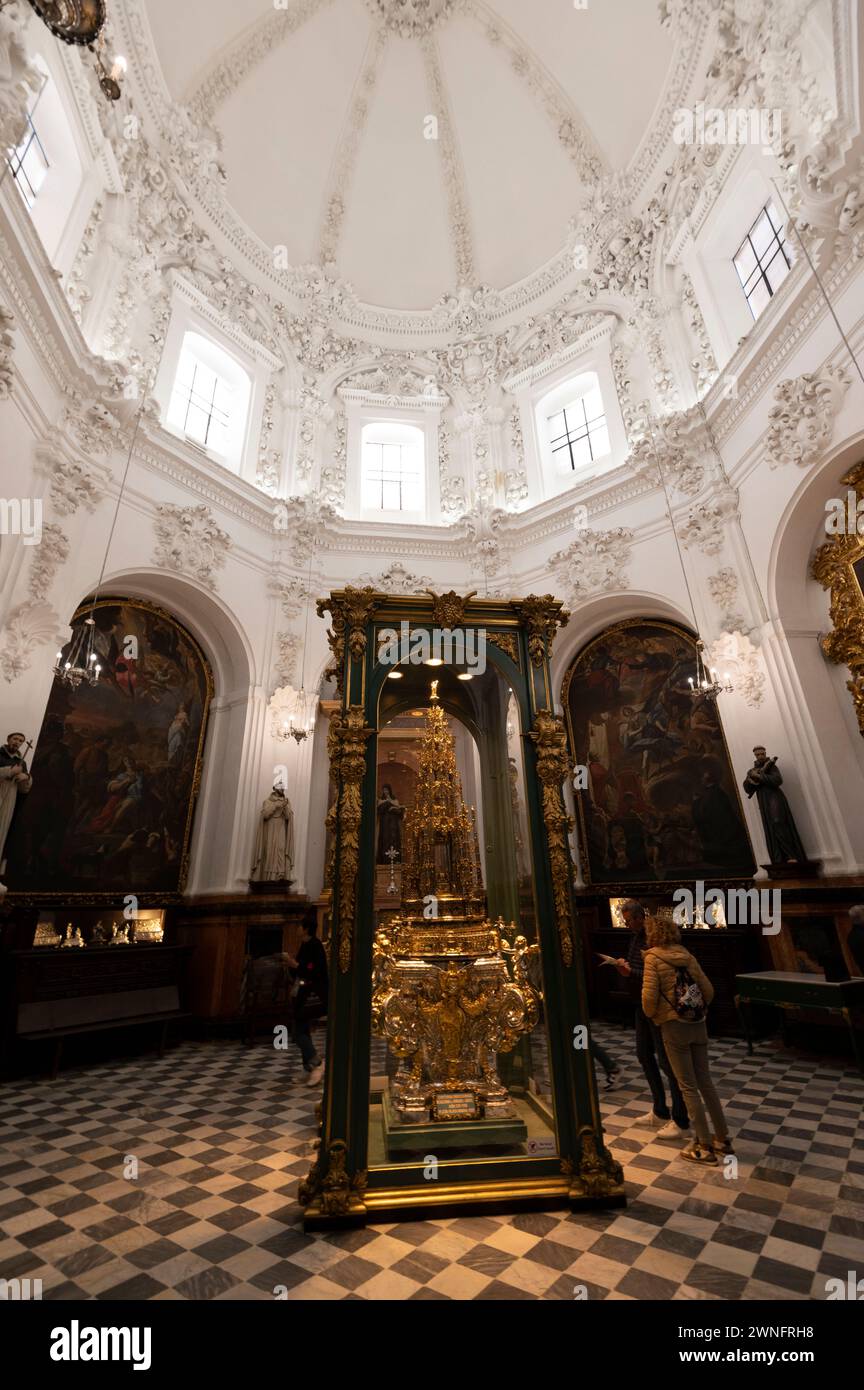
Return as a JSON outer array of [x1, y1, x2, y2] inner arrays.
[[735, 971, 864, 1069]]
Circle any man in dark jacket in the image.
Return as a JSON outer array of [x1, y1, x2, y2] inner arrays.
[[615, 899, 689, 1139], [286, 918, 328, 1085]]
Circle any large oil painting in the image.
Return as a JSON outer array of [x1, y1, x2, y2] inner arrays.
[[563, 621, 754, 885], [7, 598, 212, 897]]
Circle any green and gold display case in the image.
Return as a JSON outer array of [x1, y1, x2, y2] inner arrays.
[[299, 589, 625, 1227]]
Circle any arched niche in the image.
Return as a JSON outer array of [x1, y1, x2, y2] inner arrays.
[[37, 571, 256, 897], [8, 593, 213, 900], [767, 439, 864, 866]]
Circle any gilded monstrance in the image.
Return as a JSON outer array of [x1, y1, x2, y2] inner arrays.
[[371, 686, 540, 1145]]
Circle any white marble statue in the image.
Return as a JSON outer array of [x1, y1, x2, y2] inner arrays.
[[250, 786, 295, 883]]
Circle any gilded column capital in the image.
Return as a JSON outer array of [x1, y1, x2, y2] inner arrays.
[[513, 595, 570, 666]]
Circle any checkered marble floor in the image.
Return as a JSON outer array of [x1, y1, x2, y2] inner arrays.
[[0, 1025, 862, 1301]]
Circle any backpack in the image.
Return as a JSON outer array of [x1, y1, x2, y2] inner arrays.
[[655, 955, 707, 1022]]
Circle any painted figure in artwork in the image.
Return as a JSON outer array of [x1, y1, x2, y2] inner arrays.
[[250, 785, 295, 883], [0, 731, 32, 891]]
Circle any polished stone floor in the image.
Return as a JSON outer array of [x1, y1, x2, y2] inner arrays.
[[0, 1024, 862, 1301]]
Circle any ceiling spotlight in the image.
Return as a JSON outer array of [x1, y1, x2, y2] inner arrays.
[[457, 672, 473, 681], [424, 657, 444, 667], [387, 670, 403, 679]]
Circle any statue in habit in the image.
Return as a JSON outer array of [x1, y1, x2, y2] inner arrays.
[[0, 731, 32, 892], [250, 785, 295, 884], [376, 783, 405, 864], [743, 746, 807, 864]]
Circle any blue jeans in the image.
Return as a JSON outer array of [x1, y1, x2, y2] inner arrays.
[[634, 1006, 689, 1128], [292, 1017, 317, 1070]]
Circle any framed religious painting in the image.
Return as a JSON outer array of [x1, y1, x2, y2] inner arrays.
[[5, 597, 212, 902], [562, 619, 755, 887]]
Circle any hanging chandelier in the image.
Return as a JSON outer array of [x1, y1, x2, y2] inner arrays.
[[687, 639, 732, 704], [53, 614, 102, 688], [272, 685, 317, 744], [9, 2, 126, 100]]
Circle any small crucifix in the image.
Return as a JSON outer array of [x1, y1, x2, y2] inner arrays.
[[385, 845, 400, 895]]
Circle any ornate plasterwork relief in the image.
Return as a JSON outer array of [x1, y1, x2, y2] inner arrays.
[[707, 566, 746, 633], [188, 0, 338, 124], [366, 0, 462, 37], [707, 629, 766, 708], [273, 492, 338, 565], [356, 561, 435, 592], [765, 366, 851, 469], [317, 26, 388, 267], [153, 503, 230, 589], [0, 600, 66, 684], [0, 2, 42, 151], [272, 632, 301, 693], [549, 527, 633, 603], [0, 304, 15, 398], [678, 492, 738, 556], [0, 511, 69, 681], [270, 575, 313, 620], [420, 32, 475, 286], [36, 451, 105, 517]]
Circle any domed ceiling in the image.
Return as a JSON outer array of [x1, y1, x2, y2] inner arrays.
[[140, 0, 676, 310]]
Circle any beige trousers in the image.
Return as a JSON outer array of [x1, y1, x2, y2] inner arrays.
[[659, 1019, 728, 1145]]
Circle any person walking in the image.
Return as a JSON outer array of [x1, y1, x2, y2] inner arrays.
[[641, 916, 733, 1165], [286, 917, 328, 1086], [614, 899, 690, 1140]]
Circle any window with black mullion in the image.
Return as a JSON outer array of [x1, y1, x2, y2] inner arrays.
[[549, 398, 605, 471]]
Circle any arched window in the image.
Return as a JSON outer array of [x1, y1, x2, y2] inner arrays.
[[166, 331, 252, 471], [360, 421, 425, 515], [537, 371, 610, 482]]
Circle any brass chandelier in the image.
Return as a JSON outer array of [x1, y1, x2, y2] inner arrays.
[[8, 1, 126, 100]]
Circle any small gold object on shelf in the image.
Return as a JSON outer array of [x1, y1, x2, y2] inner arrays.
[[60, 924, 85, 948], [33, 922, 62, 948], [132, 917, 164, 944]]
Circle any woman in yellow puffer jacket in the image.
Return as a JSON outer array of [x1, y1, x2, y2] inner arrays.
[[641, 917, 733, 1165]]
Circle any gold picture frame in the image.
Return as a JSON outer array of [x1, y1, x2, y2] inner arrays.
[[811, 461, 864, 738]]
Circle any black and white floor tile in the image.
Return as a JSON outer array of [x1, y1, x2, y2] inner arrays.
[[0, 1025, 862, 1301]]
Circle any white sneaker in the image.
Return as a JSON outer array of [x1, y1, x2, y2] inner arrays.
[[305, 1062, 324, 1086], [655, 1121, 691, 1142]]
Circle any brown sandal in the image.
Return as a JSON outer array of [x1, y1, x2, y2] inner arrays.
[[712, 1136, 735, 1155]]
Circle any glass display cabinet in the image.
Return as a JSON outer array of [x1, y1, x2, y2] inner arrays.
[[300, 589, 625, 1227]]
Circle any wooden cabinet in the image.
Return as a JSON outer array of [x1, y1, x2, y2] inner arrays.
[[168, 892, 323, 1022]]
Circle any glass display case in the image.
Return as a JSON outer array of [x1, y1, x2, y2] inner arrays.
[[31, 908, 166, 948], [300, 589, 625, 1227]]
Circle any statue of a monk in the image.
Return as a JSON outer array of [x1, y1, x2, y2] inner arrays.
[[250, 785, 295, 883], [743, 747, 807, 864]]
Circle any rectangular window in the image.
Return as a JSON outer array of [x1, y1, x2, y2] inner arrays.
[[548, 387, 609, 472], [7, 114, 50, 209], [170, 358, 232, 455], [362, 441, 423, 512], [733, 202, 792, 319]]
